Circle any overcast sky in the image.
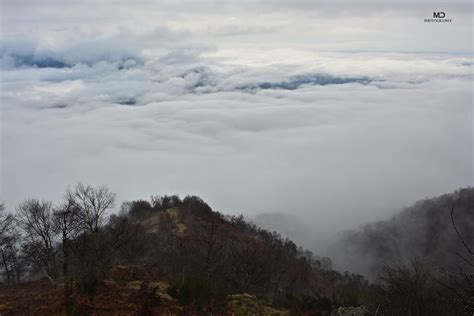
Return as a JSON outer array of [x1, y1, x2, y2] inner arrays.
[[1, 0, 473, 252]]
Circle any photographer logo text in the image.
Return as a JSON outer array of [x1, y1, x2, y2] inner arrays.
[[425, 12, 453, 23]]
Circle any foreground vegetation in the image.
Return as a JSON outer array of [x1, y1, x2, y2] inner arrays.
[[0, 184, 472, 315]]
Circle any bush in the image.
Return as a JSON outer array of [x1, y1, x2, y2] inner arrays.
[[371, 259, 453, 316], [169, 277, 226, 312]]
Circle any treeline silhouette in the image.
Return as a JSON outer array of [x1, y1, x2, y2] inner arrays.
[[0, 184, 472, 315]]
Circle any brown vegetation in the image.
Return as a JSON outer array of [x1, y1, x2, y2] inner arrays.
[[0, 186, 472, 315]]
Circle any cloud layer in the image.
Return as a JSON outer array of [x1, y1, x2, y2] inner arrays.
[[1, 1, 473, 256]]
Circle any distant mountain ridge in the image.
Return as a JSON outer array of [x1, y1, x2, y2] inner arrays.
[[335, 187, 474, 278]]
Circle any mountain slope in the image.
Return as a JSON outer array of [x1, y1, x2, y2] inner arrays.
[[1, 195, 368, 315], [334, 187, 474, 278]]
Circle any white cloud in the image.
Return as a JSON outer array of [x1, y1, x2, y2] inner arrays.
[[0, 0, 472, 255]]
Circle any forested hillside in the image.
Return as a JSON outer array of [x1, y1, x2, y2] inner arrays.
[[336, 188, 474, 278], [0, 184, 369, 315], [0, 185, 472, 315]]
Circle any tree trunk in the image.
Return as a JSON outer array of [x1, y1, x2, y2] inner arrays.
[[62, 239, 69, 277], [1, 251, 11, 286]]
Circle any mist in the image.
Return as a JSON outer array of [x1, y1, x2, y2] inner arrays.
[[1, 0, 473, 263], [1, 1, 474, 314]]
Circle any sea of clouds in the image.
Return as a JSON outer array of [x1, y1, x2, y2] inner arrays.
[[0, 0, 472, 256]]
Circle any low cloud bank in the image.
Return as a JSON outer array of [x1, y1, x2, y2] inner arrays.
[[1, 46, 472, 257]]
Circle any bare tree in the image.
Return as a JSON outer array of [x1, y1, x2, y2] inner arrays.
[[0, 202, 26, 285], [17, 199, 58, 284], [64, 183, 115, 299], [373, 259, 452, 316], [228, 237, 270, 293], [195, 219, 225, 278], [108, 214, 147, 264], [451, 203, 474, 261], [0, 201, 14, 248], [70, 183, 115, 232], [1, 234, 26, 285], [53, 191, 80, 277], [1, 201, 15, 285], [447, 203, 474, 315]]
